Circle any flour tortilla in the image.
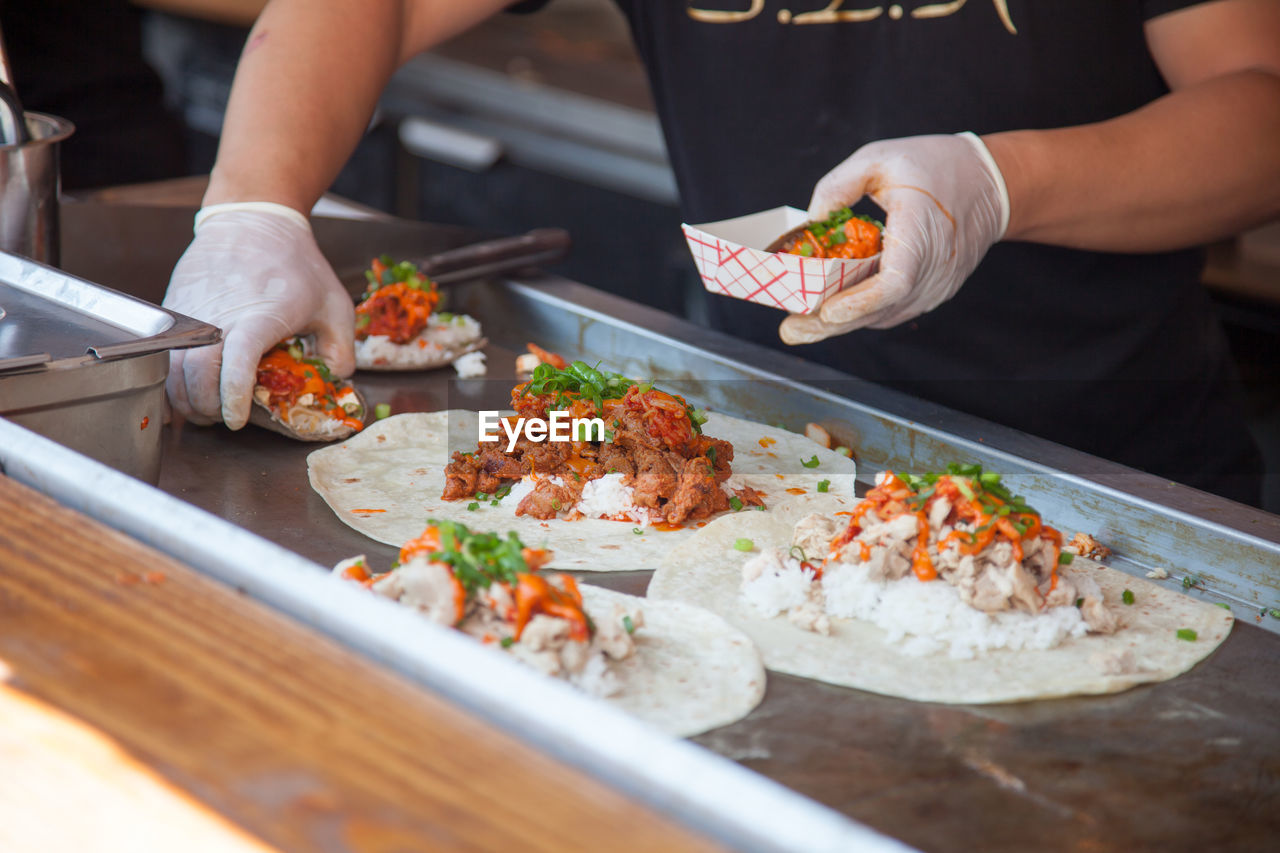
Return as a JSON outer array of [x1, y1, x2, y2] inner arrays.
[[580, 585, 765, 737], [307, 410, 856, 569], [648, 493, 1234, 704]]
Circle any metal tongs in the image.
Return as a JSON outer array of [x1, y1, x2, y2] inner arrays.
[[339, 227, 572, 292]]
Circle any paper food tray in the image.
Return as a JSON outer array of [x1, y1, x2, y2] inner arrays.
[[682, 206, 880, 315]]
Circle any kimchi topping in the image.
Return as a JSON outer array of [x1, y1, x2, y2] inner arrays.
[[355, 256, 440, 343], [779, 207, 883, 260], [254, 339, 363, 430]]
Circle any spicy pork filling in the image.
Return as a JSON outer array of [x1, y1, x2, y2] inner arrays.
[[741, 465, 1120, 658], [335, 521, 642, 695], [442, 362, 764, 524]]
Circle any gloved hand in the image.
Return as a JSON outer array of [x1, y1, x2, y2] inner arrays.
[[780, 132, 1009, 345], [162, 203, 355, 429]]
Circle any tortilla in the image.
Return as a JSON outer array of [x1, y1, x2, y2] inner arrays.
[[307, 410, 855, 569], [578, 585, 765, 736], [648, 493, 1234, 704]]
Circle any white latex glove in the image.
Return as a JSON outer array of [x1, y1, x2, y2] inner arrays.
[[162, 203, 355, 429], [780, 132, 1009, 345]]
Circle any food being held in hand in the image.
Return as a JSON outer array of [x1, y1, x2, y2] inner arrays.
[[651, 464, 1234, 704], [443, 361, 765, 525], [354, 256, 485, 370], [768, 207, 883, 260], [251, 338, 364, 441], [334, 520, 766, 735]]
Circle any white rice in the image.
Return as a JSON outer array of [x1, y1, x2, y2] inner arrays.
[[501, 472, 654, 524], [355, 313, 483, 368], [820, 561, 1089, 660], [740, 551, 815, 618], [452, 350, 487, 378], [502, 474, 564, 509], [739, 548, 1090, 659]]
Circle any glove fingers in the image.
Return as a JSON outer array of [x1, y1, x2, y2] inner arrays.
[[219, 325, 275, 431], [819, 222, 924, 326], [778, 312, 862, 345], [166, 349, 193, 421], [178, 344, 223, 426], [308, 297, 356, 379]]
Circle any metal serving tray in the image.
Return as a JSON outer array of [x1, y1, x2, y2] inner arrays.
[[0, 251, 219, 482]]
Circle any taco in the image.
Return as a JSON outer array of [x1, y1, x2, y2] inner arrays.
[[307, 380, 855, 570], [251, 338, 366, 441], [354, 256, 486, 371], [649, 465, 1233, 704], [334, 520, 765, 737], [766, 207, 883, 260]]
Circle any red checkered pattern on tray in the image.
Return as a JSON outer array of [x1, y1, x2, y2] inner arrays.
[[682, 225, 876, 315]]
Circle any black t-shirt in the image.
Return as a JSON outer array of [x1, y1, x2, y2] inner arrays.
[[523, 0, 1261, 502]]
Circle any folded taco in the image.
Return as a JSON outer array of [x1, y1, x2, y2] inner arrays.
[[354, 256, 485, 371], [307, 365, 855, 569], [649, 465, 1233, 704], [335, 520, 765, 737], [251, 338, 365, 441]]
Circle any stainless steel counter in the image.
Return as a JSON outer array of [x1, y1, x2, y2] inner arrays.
[[57, 200, 1280, 853]]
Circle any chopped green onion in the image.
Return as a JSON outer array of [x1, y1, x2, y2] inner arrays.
[[707, 445, 717, 464], [622, 614, 635, 634], [1182, 575, 1197, 589], [733, 538, 754, 552], [728, 496, 744, 511], [374, 402, 392, 420], [1058, 552, 1075, 565], [490, 499, 501, 507], [1269, 608, 1280, 619], [833, 446, 852, 457], [466, 502, 479, 511], [436, 312, 454, 322], [817, 479, 830, 493], [500, 637, 515, 648], [475, 492, 489, 501], [1176, 628, 1198, 642], [801, 454, 820, 469], [633, 527, 644, 535], [1215, 602, 1231, 611], [756, 505, 765, 511], [1075, 598, 1083, 608], [954, 478, 975, 501], [1122, 589, 1135, 605]]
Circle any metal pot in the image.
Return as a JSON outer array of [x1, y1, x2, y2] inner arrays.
[[0, 111, 74, 265]]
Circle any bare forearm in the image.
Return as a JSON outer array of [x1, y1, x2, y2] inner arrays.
[[985, 69, 1280, 252]]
